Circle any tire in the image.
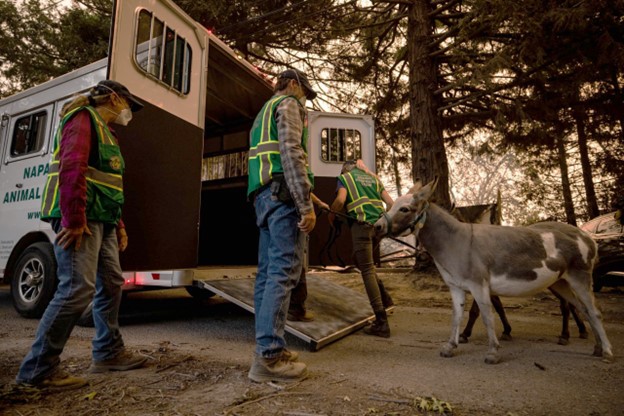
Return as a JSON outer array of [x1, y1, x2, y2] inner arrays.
[[185, 285, 215, 301], [11, 242, 58, 318]]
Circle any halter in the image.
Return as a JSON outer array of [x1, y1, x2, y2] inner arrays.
[[387, 201, 430, 236]]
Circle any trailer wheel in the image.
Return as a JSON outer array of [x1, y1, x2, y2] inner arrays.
[[185, 285, 215, 300], [11, 242, 58, 318]]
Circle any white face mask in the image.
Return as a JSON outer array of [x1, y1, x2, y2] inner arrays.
[[114, 108, 133, 126]]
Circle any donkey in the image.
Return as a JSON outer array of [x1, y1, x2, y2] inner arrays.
[[452, 204, 588, 345], [374, 178, 613, 364]]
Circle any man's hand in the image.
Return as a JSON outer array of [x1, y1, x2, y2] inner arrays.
[[117, 227, 128, 252], [317, 201, 330, 212], [56, 225, 92, 250], [298, 211, 316, 233]]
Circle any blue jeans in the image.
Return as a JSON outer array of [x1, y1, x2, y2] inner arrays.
[[253, 187, 305, 358], [16, 221, 125, 384]]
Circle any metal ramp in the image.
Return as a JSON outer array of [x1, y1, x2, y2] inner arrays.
[[195, 272, 383, 351]]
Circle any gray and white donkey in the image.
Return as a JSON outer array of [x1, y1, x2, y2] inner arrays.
[[374, 178, 613, 364]]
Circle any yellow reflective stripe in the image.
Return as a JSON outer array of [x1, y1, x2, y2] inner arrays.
[[347, 198, 383, 210], [248, 142, 280, 158], [259, 96, 286, 143], [257, 96, 287, 185], [48, 163, 122, 189], [341, 173, 358, 200], [259, 154, 272, 185], [85, 167, 123, 191], [41, 173, 59, 216], [85, 107, 116, 145]]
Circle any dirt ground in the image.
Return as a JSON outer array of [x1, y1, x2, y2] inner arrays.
[[1, 269, 623, 416]]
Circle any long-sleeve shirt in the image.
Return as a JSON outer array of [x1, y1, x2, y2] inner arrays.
[[274, 96, 313, 215], [57, 110, 124, 229]]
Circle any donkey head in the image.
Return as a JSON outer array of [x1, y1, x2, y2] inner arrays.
[[374, 177, 438, 238]]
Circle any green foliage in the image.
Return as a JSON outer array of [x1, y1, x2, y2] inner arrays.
[[0, 0, 111, 98]]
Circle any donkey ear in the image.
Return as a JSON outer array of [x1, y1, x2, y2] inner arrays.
[[407, 179, 423, 195], [411, 177, 438, 204]]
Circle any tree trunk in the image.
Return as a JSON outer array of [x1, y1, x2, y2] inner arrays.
[[407, 0, 450, 208], [555, 136, 577, 225], [574, 111, 599, 219], [392, 149, 403, 197]]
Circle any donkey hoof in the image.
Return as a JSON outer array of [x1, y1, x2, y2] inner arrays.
[[440, 344, 455, 358], [593, 345, 603, 357], [459, 335, 469, 344], [557, 337, 570, 346], [579, 331, 589, 340], [485, 353, 501, 364], [500, 333, 512, 341]]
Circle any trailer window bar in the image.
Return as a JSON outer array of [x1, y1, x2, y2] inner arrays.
[[135, 9, 192, 95], [321, 127, 362, 163]]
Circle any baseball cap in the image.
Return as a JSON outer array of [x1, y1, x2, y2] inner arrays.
[[93, 80, 144, 112], [278, 69, 318, 100]]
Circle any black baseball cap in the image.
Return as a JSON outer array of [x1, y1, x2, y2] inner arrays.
[[93, 80, 144, 112], [278, 69, 317, 100]]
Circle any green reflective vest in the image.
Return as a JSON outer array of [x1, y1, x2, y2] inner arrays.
[[247, 95, 314, 196], [41, 106, 125, 225], [340, 168, 385, 224]]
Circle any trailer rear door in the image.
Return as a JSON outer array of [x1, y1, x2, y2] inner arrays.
[[107, 0, 208, 270]]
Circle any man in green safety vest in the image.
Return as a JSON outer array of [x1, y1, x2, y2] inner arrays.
[[247, 68, 318, 383], [16, 80, 147, 389], [329, 160, 395, 337]]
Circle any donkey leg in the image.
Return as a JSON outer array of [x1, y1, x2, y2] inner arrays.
[[441, 286, 465, 358], [570, 303, 588, 339], [459, 299, 480, 344], [549, 288, 571, 345], [491, 295, 512, 341], [473, 289, 501, 364], [551, 279, 613, 361]]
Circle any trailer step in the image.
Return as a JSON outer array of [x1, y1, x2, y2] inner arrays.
[[195, 274, 390, 351]]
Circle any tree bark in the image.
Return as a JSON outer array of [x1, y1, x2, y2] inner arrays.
[[555, 136, 577, 225], [392, 149, 403, 197], [407, 0, 451, 208], [574, 110, 599, 219]]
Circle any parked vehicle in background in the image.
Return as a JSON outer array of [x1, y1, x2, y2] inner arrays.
[[580, 211, 624, 292]]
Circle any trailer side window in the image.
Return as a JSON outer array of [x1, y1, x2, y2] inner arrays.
[[321, 128, 362, 162], [10, 111, 47, 158], [135, 9, 192, 94]]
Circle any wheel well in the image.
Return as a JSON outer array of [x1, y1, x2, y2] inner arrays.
[[4, 232, 52, 284]]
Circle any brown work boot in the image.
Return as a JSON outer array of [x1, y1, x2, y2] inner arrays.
[[18, 368, 88, 391], [248, 354, 308, 383], [282, 348, 299, 362], [89, 349, 147, 373], [40, 369, 88, 389], [364, 310, 391, 338]]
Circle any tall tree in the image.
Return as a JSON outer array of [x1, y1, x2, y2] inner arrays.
[[0, 0, 111, 98]]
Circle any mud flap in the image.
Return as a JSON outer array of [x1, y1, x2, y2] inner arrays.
[[195, 273, 390, 351]]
